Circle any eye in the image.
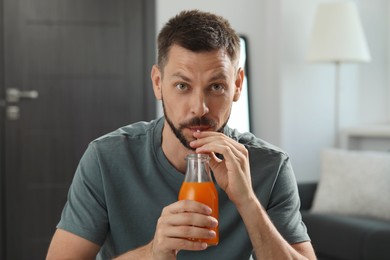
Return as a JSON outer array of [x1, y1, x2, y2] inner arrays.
[[175, 83, 188, 91], [210, 84, 225, 94]]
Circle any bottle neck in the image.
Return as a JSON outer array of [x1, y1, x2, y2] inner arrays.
[[184, 154, 212, 182]]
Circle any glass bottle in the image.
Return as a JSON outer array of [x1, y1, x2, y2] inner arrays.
[[178, 154, 219, 246]]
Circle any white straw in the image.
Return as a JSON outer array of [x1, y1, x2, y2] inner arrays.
[[196, 130, 201, 182], [197, 157, 201, 182]]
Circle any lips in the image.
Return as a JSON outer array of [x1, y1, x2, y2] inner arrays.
[[188, 126, 210, 132]]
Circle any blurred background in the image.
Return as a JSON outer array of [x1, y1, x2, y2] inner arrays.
[[0, 0, 388, 259]]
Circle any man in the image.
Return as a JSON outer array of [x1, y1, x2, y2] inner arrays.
[[47, 10, 316, 260]]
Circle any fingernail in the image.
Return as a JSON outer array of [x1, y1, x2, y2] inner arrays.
[[211, 217, 218, 227], [209, 230, 216, 237], [201, 242, 208, 249]]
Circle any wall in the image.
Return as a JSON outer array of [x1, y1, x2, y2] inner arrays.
[[156, 0, 389, 182], [280, 0, 389, 181], [358, 0, 389, 124]]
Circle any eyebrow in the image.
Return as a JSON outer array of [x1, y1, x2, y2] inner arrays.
[[171, 71, 228, 82], [172, 72, 191, 82], [209, 72, 228, 82]]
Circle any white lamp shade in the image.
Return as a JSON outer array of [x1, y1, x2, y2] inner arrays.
[[307, 1, 371, 63]]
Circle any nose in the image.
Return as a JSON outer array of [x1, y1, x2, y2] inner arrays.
[[190, 91, 209, 117]]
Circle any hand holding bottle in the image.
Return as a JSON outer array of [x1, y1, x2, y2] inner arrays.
[[151, 200, 218, 259]]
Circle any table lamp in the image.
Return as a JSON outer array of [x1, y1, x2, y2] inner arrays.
[[307, 1, 371, 147]]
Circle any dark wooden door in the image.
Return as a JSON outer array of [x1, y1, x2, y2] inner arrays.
[[0, 0, 156, 259]]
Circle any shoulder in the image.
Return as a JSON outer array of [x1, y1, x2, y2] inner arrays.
[[97, 120, 157, 140], [79, 118, 163, 161], [225, 126, 289, 163], [90, 118, 161, 147]]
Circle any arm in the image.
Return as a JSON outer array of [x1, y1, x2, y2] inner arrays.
[[46, 229, 100, 260], [237, 195, 316, 260], [47, 201, 217, 260], [113, 200, 217, 260], [191, 131, 317, 260], [46, 228, 155, 260]]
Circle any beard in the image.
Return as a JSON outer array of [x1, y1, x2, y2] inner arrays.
[[162, 99, 229, 150]]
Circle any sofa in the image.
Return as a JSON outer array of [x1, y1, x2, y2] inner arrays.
[[298, 149, 390, 260], [299, 182, 390, 260]]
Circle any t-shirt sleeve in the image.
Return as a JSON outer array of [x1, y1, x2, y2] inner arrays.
[[266, 156, 310, 244], [57, 142, 108, 246]]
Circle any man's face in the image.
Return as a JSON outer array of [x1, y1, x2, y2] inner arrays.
[[152, 44, 243, 150], [162, 100, 225, 150]]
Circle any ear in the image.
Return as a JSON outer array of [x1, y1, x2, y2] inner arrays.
[[151, 65, 162, 100], [233, 67, 244, 102]]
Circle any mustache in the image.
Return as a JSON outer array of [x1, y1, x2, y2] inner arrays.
[[179, 117, 216, 129]]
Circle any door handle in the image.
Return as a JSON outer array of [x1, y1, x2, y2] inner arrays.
[[6, 88, 39, 103], [3, 88, 39, 120]]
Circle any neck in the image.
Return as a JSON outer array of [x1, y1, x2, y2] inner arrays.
[[161, 121, 192, 173]]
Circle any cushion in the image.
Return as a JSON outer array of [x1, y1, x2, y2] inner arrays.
[[311, 148, 390, 221]]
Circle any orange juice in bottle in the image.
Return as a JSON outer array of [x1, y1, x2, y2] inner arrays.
[[178, 154, 219, 246]]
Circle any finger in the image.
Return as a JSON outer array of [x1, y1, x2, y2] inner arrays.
[[159, 237, 208, 252], [151, 234, 208, 255], [164, 225, 217, 241], [191, 132, 247, 158], [172, 212, 218, 228], [160, 201, 218, 229], [193, 131, 244, 151], [164, 200, 212, 216], [194, 138, 247, 165]]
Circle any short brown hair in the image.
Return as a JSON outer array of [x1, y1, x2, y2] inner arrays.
[[157, 10, 240, 71]]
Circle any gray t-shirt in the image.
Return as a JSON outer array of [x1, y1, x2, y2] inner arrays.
[[57, 117, 309, 259]]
